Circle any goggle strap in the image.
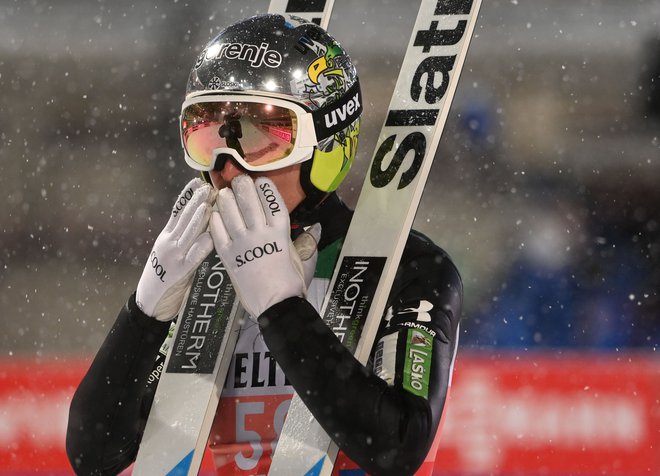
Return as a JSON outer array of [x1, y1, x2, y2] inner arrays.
[[311, 80, 362, 141]]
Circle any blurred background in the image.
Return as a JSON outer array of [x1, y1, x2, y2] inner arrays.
[[0, 0, 658, 474]]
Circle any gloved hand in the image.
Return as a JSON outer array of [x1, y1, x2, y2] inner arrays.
[[136, 178, 216, 321], [209, 175, 320, 319]]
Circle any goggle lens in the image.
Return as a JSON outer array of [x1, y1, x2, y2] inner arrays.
[[181, 101, 298, 169]]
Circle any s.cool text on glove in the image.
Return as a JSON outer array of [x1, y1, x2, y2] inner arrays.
[[259, 181, 282, 216], [235, 241, 283, 267], [149, 250, 167, 282], [172, 186, 194, 217]]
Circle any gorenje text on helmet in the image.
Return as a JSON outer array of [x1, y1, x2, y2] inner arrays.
[[197, 41, 283, 69]]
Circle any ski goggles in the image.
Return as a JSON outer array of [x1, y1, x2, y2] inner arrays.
[[180, 80, 362, 172]]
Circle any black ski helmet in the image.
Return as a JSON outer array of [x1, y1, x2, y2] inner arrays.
[[185, 14, 361, 208]]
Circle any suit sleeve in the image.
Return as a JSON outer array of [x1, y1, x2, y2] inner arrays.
[[66, 292, 170, 476], [258, 232, 463, 476]]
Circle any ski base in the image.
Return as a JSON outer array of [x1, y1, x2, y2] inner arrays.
[[133, 254, 243, 476], [269, 0, 483, 474]]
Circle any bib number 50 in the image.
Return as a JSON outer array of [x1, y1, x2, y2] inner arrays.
[[234, 399, 290, 472]]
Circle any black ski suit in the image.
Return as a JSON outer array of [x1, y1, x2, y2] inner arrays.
[[66, 192, 463, 476]]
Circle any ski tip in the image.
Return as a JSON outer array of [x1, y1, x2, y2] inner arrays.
[[304, 456, 327, 476], [166, 450, 194, 476]]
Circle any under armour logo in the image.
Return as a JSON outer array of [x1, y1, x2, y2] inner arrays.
[[401, 300, 434, 322], [385, 300, 434, 327]]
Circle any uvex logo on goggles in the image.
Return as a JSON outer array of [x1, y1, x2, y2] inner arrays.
[[323, 92, 361, 129], [312, 80, 363, 139]]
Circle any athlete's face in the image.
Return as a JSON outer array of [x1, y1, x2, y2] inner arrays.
[[208, 158, 306, 213]]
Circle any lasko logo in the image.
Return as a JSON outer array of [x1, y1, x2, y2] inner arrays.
[[324, 91, 361, 128], [370, 0, 475, 190], [404, 329, 433, 399], [201, 42, 283, 69]]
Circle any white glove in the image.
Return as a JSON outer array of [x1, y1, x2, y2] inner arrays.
[[209, 175, 320, 319], [136, 178, 216, 321]]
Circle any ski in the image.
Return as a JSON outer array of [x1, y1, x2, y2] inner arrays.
[[268, 1, 483, 475], [133, 2, 336, 475], [267, 0, 335, 29], [133, 253, 244, 475]]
